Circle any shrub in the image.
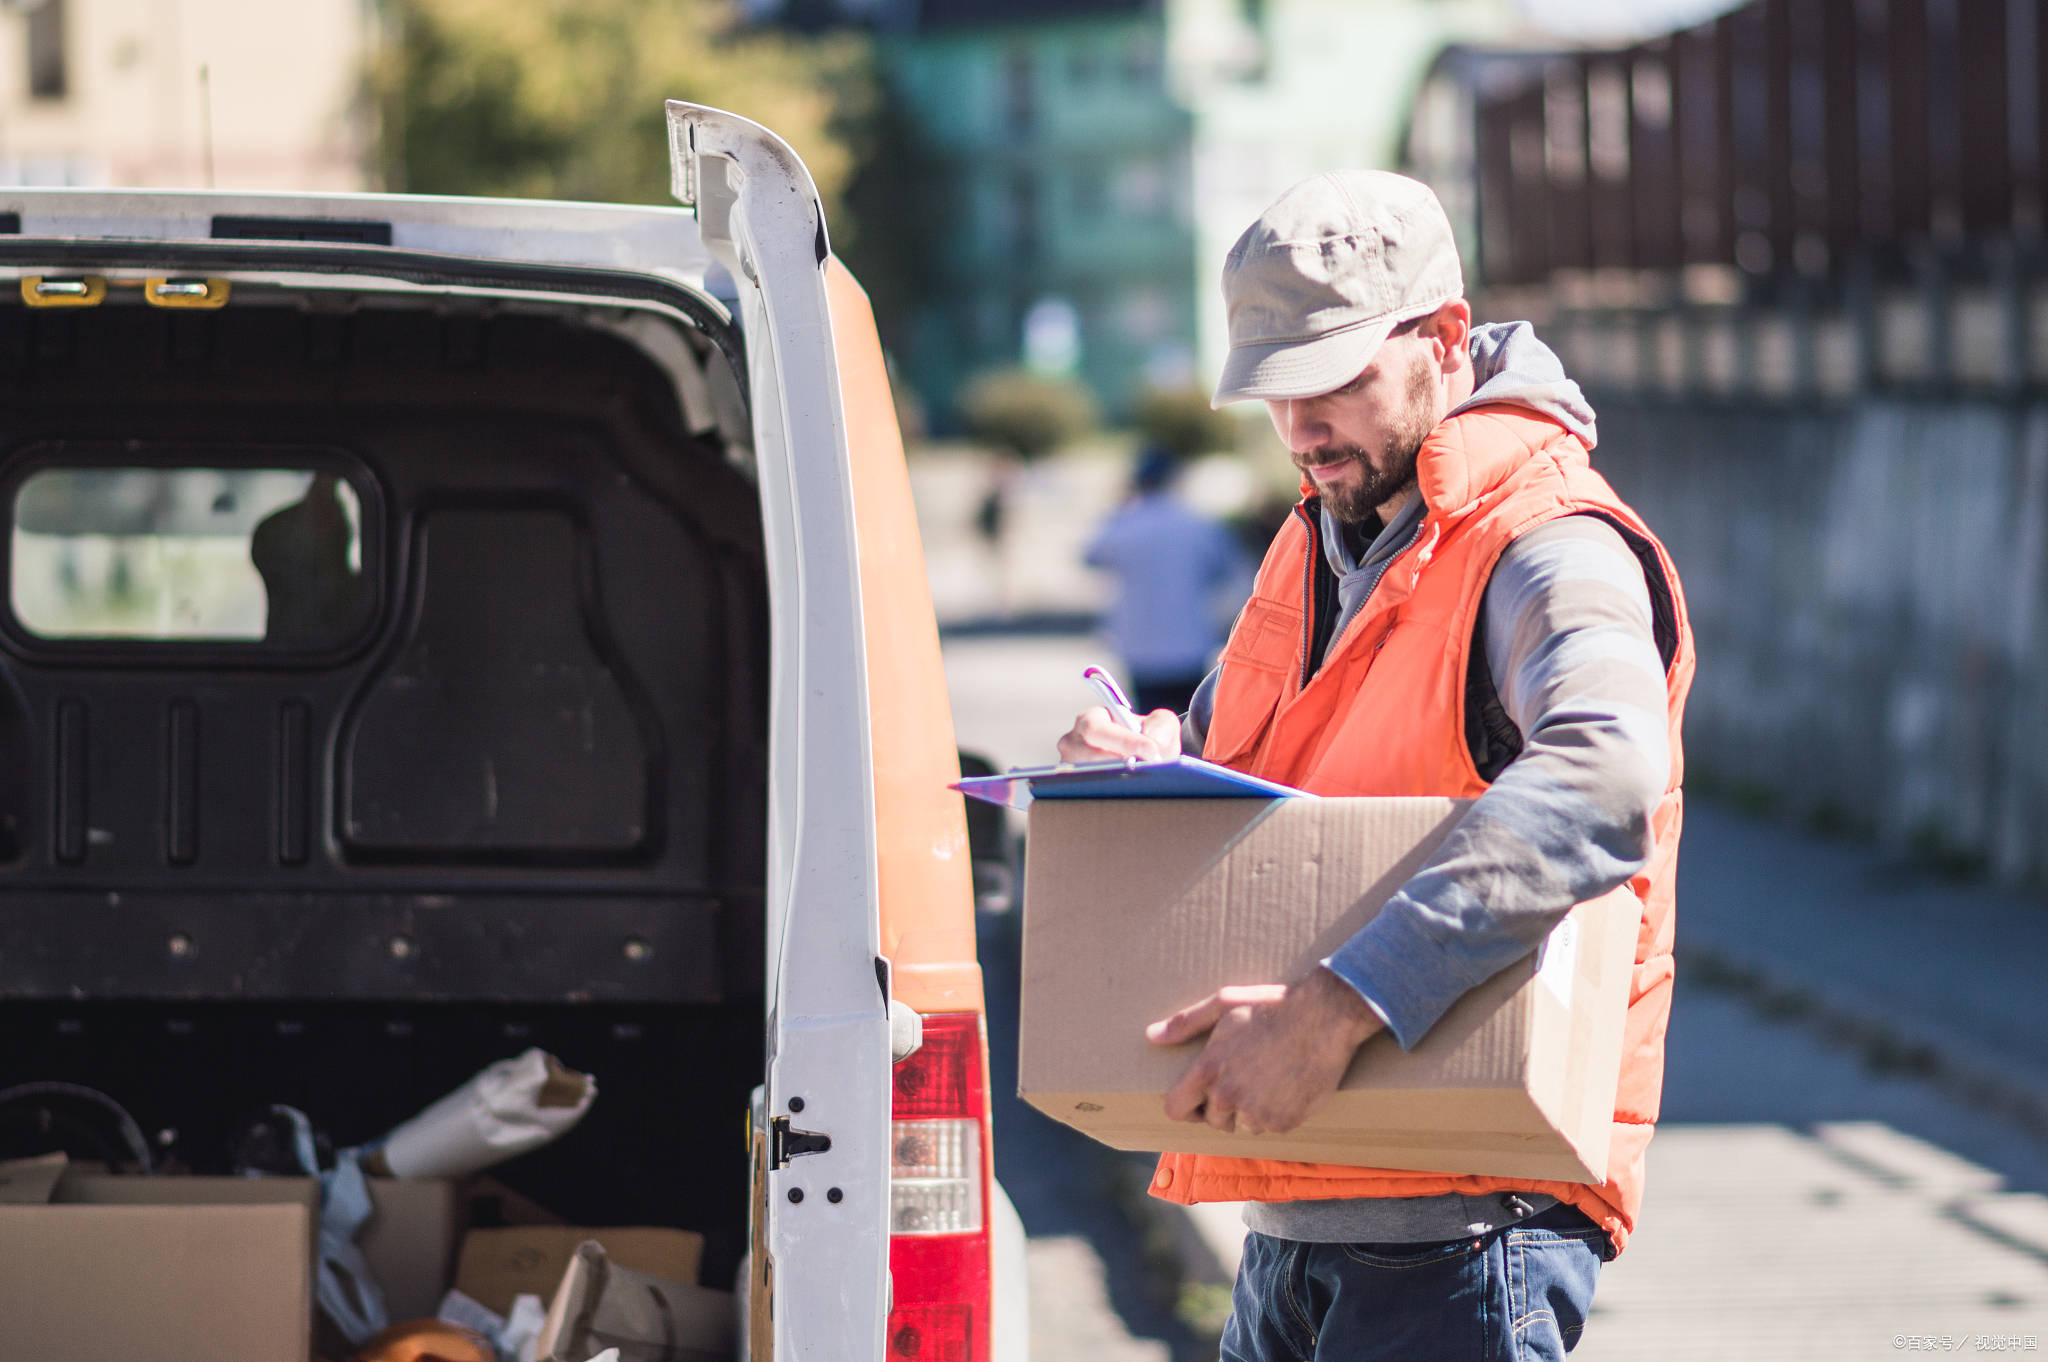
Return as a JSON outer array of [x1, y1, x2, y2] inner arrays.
[[1134, 385, 1235, 459], [958, 368, 1100, 461]]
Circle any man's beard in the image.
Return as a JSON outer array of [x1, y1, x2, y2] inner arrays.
[[1302, 355, 1440, 524]]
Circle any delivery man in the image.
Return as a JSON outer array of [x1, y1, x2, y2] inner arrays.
[[1056, 170, 1694, 1360]]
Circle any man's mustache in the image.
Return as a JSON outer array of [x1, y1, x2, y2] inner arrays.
[[1293, 445, 1370, 473]]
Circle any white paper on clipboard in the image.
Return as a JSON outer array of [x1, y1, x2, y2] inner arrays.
[[951, 755, 1307, 811]]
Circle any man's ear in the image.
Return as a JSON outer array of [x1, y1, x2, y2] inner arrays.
[[1423, 299, 1472, 371]]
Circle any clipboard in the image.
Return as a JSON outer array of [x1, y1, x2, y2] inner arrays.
[[951, 756, 1307, 811]]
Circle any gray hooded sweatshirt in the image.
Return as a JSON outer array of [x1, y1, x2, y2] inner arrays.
[[1187, 324, 1672, 1245]]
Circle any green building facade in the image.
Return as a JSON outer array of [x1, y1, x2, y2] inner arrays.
[[768, 0, 1526, 429], [880, 1, 1196, 426]]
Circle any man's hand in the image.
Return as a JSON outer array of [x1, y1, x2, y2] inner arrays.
[[1055, 706, 1183, 763], [1147, 967, 1384, 1135]]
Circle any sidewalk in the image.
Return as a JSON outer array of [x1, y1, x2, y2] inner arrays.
[[1576, 1121, 2048, 1359], [1676, 800, 2048, 1119]]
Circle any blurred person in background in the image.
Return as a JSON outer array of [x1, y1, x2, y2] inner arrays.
[[1058, 170, 1694, 1361], [1084, 445, 1247, 716]]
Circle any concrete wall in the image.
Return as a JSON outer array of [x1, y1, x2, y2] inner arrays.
[[1590, 394, 2048, 883]]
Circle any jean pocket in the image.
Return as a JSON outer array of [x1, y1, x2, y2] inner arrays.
[[1506, 1231, 1603, 1360], [1336, 1235, 1485, 1271]]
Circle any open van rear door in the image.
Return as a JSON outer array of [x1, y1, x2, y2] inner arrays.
[[666, 104, 892, 1359]]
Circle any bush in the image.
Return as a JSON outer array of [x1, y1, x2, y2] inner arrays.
[[1134, 385, 1235, 459], [958, 368, 1100, 461]]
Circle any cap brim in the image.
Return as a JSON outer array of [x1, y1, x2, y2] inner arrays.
[[1209, 295, 1456, 408], [1211, 320, 1391, 408]]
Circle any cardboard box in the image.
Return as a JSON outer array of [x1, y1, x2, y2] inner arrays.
[[456, 1224, 706, 1317], [0, 1151, 70, 1204], [1019, 796, 1640, 1184], [52, 1172, 463, 1325], [534, 1239, 734, 1362], [359, 1177, 465, 1322], [0, 1179, 315, 1362]]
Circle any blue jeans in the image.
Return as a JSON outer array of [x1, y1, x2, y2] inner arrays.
[[1220, 1204, 1610, 1362]]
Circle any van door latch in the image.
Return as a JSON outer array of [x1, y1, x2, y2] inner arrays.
[[769, 1116, 831, 1169]]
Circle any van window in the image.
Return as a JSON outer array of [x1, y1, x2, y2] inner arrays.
[[11, 465, 367, 645]]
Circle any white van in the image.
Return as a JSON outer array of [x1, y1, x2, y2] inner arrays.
[[0, 103, 1025, 1361]]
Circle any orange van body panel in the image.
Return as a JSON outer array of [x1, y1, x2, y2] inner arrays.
[[824, 258, 985, 1017]]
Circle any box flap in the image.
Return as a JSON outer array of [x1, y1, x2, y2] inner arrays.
[[361, 1178, 464, 1324], [0, 1152, 68, 1204]]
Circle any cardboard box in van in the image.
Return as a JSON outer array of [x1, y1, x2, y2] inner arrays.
[[0, 1176, 316, 1362], [1019, 796, 1640, 1184], [0, 1170, 466, 1362], [456, 1224, 706, 1317]]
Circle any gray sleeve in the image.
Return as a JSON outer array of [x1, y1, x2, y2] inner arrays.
[[1321, 516, 1670, 1049]]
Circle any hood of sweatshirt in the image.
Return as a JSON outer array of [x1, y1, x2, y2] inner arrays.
[[1315, 322, 1595, 657], [1452, 320, 1597, 448]]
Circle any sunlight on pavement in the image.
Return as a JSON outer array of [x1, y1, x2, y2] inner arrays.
[[1027, 1237, 1172, 1362], [1575, 1125, 2048, 1359]]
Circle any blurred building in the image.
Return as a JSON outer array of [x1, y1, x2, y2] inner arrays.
[[1403, 0, 2048, 885], [877, 0, 1196, 426], [0, 0, 375, 190], [1402, 0, 2048, 409], [762, 0, 1529, 427], [1169, 0, 1524, 397]]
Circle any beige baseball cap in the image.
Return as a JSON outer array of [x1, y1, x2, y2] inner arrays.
[[1212, 170, 1464, 407]]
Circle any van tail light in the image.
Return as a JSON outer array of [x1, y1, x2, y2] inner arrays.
[[887, 1012, 992, 1361]]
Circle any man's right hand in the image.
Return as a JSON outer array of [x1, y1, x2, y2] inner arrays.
[[1055, 706, 1183, 764]]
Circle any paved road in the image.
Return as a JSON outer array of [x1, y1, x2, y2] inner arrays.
[[1578, 984, 2048, 1358], [948, 633, 1199, 1361], [944, 631, 2048, 1360]]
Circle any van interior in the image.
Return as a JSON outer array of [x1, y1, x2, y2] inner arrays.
[[0, 287, 768, 1294]]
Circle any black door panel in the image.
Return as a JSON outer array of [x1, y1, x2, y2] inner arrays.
[[0, 299, 767, 1003]]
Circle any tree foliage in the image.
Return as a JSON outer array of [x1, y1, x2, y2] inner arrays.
[[369, 0, 872, 235], [1134, 385, 1236, 459], [959, 368, 1100, 462]]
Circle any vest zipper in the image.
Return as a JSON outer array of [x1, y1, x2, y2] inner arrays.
[[1293, 501, 1320, 690]]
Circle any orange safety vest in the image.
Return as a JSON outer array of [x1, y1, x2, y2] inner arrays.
[[1149, 405, 1694, 1257]]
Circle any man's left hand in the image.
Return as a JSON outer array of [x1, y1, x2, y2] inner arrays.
[[1147, 967, 1385, 1135]]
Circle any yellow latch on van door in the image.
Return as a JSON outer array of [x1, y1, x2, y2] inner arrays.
[[21, 276, 106, 307], [143, 278, 230, 309]]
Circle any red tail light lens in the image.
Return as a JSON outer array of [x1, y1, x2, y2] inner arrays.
[[892, 1009, 982, 1118], [887, 1303, 972, 1360], [887, 1012, 992, 1361]]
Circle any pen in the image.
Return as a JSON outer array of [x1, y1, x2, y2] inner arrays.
[[1082, 665, 1145, 735]]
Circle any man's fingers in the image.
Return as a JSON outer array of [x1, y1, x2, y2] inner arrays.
[[1139, 709, 1183, 758], [1147, 993, 1226, 1045], [1254, 1107, 1300, 1135], [1202, 1087, 1240, 1131], [1163, 1061, 1212, 1122], [1055, 707, 1165, 763]]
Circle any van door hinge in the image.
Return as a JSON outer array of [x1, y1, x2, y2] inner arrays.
[[769, 1116, 831, 1169]]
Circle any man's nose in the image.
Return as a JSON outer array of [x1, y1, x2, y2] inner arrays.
[[1275, 398, 1330, 453]]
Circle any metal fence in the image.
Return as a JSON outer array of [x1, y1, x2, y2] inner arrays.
[[1448, 0, 2045, 291]]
